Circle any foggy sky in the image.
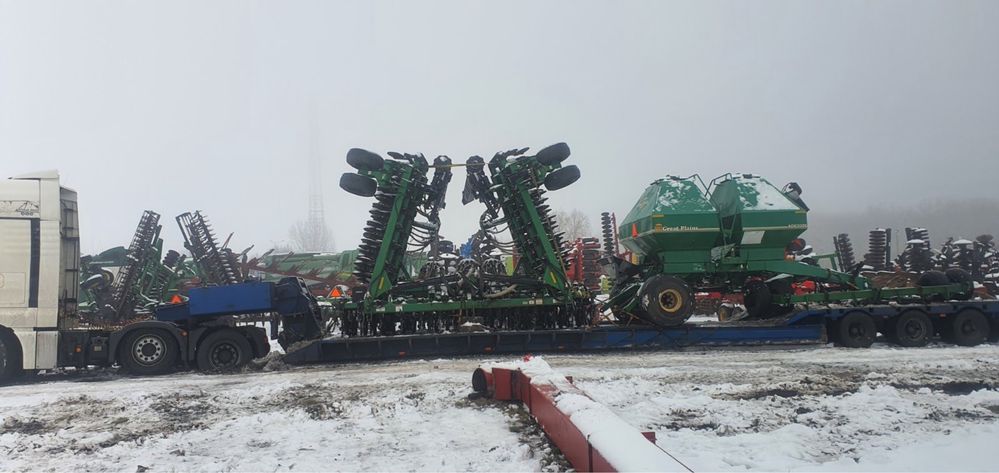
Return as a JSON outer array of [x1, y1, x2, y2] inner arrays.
[[2, 1, 997, 256]]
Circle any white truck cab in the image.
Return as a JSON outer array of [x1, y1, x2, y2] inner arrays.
[[0, 170, 79, 377]]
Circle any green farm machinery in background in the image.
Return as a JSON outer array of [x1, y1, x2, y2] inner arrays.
[[603, 174, 972, 327]]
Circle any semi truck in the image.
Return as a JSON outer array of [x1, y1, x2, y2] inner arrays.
[[0, 171, 321, 382]]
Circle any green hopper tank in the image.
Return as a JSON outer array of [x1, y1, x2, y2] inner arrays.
[[606, 173, 867, 328]]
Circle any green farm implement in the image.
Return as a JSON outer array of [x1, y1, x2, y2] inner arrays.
[[603, 174, 973, 327]]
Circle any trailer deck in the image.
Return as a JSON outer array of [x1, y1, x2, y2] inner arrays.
[[283, 299, 999, 365], [282, 321, 827, 364]]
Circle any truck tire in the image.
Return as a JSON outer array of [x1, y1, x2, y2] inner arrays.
[[945, 309, 988, 346], [0, 330, 24, 382], [196, 329, 253, 373], [887, 310, 933, 347], [833, 311, 876, 348], [639, 275, 693, 327], [119, 328, 179, 376]]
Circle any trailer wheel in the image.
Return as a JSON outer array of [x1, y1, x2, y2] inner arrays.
[[346, 148, 385, 171], [196, 329, 253, 373], [543, 165, 581, 191], [639, 275, 693, 327], [834, 312, 876, 348], [888, 310, 933, 347], [743, 280, 771, 319], [340, 173, 377, 197], [945, 310, 988, 346], [119, 328, 179, 376]]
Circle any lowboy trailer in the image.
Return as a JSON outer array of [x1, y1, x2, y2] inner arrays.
[[283, 299, 999, 365]]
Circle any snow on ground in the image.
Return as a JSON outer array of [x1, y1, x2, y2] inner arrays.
[[1, 342, 998, 472]]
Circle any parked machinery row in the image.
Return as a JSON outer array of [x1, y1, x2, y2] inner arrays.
[[834, 228, 998, 293], [78, 210, 246, 326]]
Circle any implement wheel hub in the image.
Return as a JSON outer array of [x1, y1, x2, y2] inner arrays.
[[658, 289, 684, 313]]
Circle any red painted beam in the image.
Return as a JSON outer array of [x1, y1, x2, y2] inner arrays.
[[472, 357, 689, 472]]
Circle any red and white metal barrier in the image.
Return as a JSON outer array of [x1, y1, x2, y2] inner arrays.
[[472, 356, 691, 472]]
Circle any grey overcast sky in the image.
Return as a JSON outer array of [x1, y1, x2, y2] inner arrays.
[[1, 1, 997, 255]]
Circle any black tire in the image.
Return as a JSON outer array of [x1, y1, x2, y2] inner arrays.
[[917, 270, 950, 302], [119, 328, 179, 376], [833, 311, 876, 348], [766, 278, 794, 318], [346, 148, 385, 171], [638, 275, 694, 327], [0, 330, 24, 383], [945, 309, 988, 346], [944, 268, 974, 300], [888, 310, 933, 347], [543, 165, 580, 191], [917, 270, 949, 287], [340, 173, 377, 197], [535, 142, 571, 165], [744, 280, 772, 319], [196, 328, 253, 373]]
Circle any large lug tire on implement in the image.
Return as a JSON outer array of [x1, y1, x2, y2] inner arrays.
[[743, 280, 772, 319], [543, 165, 580, 191], [346, 148, 385, 171], [340, 173, 378, 197], [887, 310, 933, 347], [638, 275, 694, 327], [766, 278, 795, 318], [917, 270, 949, 302], [196, 328, 253, 373], [944, 268, 974, 300], [119, 328, 179, 376], [943, 309, 988, 347], [535, 142, 571, 165], [832, 311, 876, 348]]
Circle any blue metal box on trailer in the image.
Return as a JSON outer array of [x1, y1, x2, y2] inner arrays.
[[186, 282, 274, 316]]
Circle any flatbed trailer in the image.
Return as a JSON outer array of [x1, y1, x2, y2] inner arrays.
[[282, 299, 999, 365]]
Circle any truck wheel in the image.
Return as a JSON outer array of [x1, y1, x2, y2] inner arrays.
[[119, 328, 179, 376], [834, 311, 876, 348], [946, 309, 988, 346], [0, 331, 24, 382], [889, 310, 932, 347], [639, 275, 693, 327], [196, 329, 253, 373], [743, 280, 772, 319]]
